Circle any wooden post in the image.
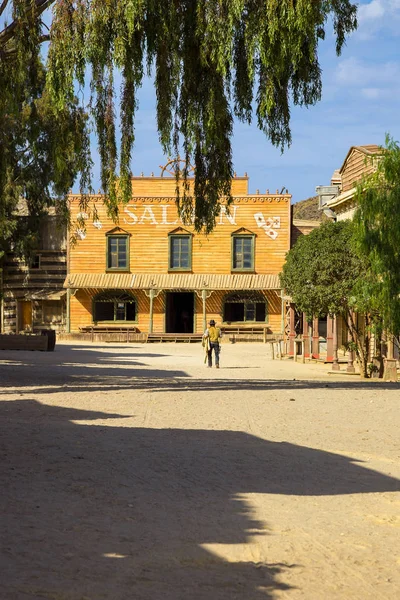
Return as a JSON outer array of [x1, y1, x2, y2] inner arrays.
[[312, 317, 319, 359], [288, 304, 296, 356], [332, 315, 340, 371], [302, 313, 310, 358], [347, 313, 355, 373], [66, 288, 71, 334], [294, 338, 297, 362], [202, 289, 207, 332], [326, 314, 334, 362], [149, 289, 155, 334]]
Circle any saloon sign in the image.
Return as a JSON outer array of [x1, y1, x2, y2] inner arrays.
[[123, 205, 281, 239], [76, 204, 281, 240]]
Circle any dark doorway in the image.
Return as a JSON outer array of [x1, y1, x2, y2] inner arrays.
[[166, 292, 194, 333]]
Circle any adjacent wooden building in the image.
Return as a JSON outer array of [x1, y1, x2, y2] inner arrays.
[[65, 173, 291, 336], [1, 212, 67, 334]]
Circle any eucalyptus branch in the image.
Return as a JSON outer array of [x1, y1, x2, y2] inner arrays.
[[0, 0, 54, 47], [0, 0, 10, 18]]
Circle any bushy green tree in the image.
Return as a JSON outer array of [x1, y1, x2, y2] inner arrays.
[[280, 220, 373, 376], [1, 0, 358, 235], [353, 136, 400, 342]]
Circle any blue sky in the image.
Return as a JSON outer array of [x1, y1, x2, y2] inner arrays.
[[2, 1, 399, 203], [123, 0, 400, 203]]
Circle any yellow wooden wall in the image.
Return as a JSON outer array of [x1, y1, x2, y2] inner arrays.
[[69, 180, 290, 276], [70, 289, 283, 333], [68, 176, 291, 332]]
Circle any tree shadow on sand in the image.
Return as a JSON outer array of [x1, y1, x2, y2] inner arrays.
[[1, 400, 399, 599], [1, 344, 399, 396]]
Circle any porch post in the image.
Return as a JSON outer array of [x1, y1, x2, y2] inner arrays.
[[332, 315, 340, 371], [288, 304, 296, 356], [302, 313, 310, 358], [312, 317, 319, 359], [281, 292, 285, 334], [347, 313, 356, 373], [202, 289, 207, 332], [149, 289, 155, 334], [66, 288, 71, 334], [326, 314, 334, 362]]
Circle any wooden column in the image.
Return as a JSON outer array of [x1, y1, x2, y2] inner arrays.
[[148, 289, 155, 334], [202, 289, 207, 332], [288, 304, 296, 356], [326, 314, 334, 362], [66, 288, 71, 334], [332, 315, 340, 371], [302, 313, 310, 358], [312, 317, 319, 359], [346, 313, 355, 373]]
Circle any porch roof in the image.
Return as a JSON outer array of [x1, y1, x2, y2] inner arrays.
[[64, 273, 281, 291]]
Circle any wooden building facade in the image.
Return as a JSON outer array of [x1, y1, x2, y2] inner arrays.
[[1, 214, 67, 334], [65, 174, 291, 335]]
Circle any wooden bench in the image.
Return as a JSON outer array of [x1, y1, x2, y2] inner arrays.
[[78, 325, 139, 342], [147, 333, 203, 343], [221, 325, 270, 334], [79, 325, 139, 333], [221, 326, 278, 343]]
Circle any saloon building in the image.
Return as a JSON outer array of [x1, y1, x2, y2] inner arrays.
[[64, 170, 291, 336]]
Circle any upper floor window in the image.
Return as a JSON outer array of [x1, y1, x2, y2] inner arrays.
[[169, 230, 192, 271], [232, 231, 255, 271], [106, 229, 130, 271]]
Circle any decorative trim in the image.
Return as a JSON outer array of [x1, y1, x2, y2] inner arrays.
[[105, 226, 131, 236]]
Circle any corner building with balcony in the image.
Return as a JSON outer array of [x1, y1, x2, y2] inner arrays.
[[65, 172, 291, 337]]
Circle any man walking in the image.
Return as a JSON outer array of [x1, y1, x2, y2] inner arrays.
[[203, 319, 221, 368]]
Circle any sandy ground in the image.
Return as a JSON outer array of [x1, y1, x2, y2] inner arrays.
[[1, 341, 399, 600]]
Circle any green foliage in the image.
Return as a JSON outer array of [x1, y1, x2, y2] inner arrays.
[[280, 220, 364, 318], [353, 135, 400, 336], [0, 1, 91, 255], [280, 220, 376, 376], [1, 1, 358, 235], [45, 0, 357, 232]]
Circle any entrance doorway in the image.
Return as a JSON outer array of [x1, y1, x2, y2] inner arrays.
[[166, 292, 194, 333], [18, 301, 32, 332]]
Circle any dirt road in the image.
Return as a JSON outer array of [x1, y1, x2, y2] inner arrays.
[[1, 342, 399, 599]]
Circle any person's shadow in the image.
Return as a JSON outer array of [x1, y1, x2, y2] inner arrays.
[[1, 400, 399, 599]]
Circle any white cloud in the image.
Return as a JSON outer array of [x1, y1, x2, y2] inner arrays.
[[356, 0, 400, 38], [335, 57, 400, 86], [358, 0, 385, 22], [361, 87, 383, 99]]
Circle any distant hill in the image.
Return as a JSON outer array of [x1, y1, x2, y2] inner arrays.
[[292, 196, 324, 221]]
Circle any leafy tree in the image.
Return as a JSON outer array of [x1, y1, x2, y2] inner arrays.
[[353, 136, 400, 347], [280, 220, 373, 377], [1, 0, 358, 235], [0, 2, 91, 256]]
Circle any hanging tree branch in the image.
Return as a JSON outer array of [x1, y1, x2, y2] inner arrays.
[[0, 0, 54, 48], [1, 0, 358, 237]]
